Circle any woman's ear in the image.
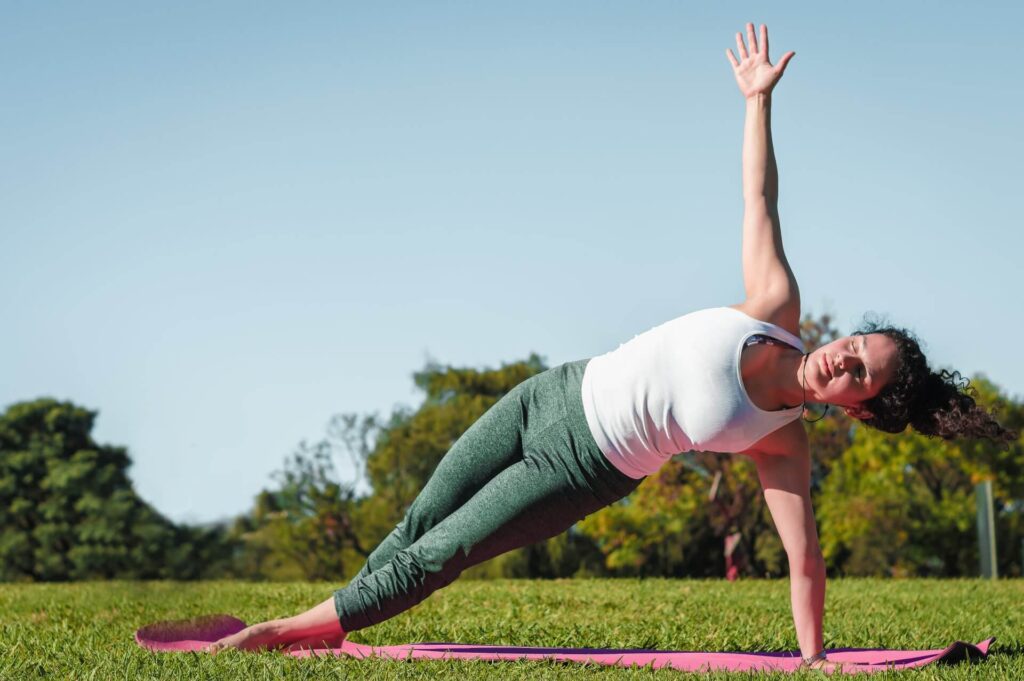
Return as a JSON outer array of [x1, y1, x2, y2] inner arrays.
[[843, 404, 874, 420]]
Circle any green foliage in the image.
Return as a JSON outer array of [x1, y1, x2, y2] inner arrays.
[[0, 399, 234, 581], [228, 441, 367, 581], [818, 379, 1024, 577]]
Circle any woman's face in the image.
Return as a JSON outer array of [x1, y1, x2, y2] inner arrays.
[[804, 333, 899, 418]]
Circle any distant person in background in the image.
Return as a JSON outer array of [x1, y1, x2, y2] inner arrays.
[[206, 23, 1015, 672]]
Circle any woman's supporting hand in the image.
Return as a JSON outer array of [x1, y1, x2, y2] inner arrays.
[[726, 23, 795, 100]]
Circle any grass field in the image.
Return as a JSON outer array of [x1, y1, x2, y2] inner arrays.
[[1, 579, 1021, 679]]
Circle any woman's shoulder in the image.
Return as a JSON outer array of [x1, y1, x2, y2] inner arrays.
[[728, 298, 801, 339]]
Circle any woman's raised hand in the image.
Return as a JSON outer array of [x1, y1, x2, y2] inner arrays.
[[726, 23, 795, 100]]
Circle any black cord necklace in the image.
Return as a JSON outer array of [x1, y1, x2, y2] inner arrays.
[[801, 352, 830, 423]]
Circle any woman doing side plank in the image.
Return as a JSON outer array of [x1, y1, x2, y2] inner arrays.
[[205, 24, 1015, 673]]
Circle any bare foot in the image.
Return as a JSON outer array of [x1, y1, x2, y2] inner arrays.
[[204, 622, 283, 654], [286, 631, 347, 653]]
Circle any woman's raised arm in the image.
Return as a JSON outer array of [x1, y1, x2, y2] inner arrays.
[[726, 24, 800, 333]]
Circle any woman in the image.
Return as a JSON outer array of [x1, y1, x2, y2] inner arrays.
[[206, 24, 1014, 671]]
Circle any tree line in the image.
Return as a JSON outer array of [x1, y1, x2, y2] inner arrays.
[[2, 314, 1022, 582]]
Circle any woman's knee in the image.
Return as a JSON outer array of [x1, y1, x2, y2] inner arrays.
[[400, 494, 450, 542]]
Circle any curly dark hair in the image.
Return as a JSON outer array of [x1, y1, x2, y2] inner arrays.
[[851, 320, 1016, 445]]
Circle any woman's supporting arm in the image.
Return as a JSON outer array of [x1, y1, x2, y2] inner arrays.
[[754, 449, 825, 659], [744, 423, 827, 664]]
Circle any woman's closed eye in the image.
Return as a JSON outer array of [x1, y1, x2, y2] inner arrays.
[[851, 340, 866, 380]]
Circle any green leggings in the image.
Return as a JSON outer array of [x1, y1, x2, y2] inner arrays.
[[333, 358, 644, 632]]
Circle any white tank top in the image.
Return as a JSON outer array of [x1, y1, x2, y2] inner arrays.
[[580, 307, 805, 479]]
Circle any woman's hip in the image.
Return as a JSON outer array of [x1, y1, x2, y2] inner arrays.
[[520, 359, 643, 505]]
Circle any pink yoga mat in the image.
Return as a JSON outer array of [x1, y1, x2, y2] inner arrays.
[[135, 614, 993, 674]]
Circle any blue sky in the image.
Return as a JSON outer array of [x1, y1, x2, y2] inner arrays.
[[3, 1, 1022, 524]]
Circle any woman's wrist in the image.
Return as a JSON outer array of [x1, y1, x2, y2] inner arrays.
[[800, 649, 828, 668]]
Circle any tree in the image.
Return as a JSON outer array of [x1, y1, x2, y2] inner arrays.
[[230, 440, 368, 581], [0, 398, 231, 581], [818, 377, 1024, 576]]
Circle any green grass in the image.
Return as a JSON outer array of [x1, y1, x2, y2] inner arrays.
[[1, 579, 1022, 679]]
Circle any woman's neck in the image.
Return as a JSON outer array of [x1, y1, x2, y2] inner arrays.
[[773, 347, 811, 409], [743, 343, 809, 410]]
